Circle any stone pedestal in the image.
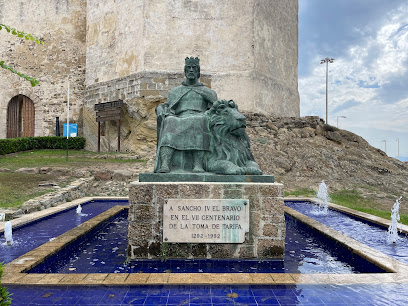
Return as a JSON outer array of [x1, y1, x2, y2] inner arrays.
[[128, 181, 285, 259]]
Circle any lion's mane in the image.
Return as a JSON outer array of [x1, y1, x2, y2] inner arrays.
[[206, 100, 256, 171]]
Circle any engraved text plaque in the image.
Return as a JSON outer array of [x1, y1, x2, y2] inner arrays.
[[163, 199, 249, 243]]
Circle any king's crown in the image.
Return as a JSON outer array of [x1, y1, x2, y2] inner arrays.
[[185, 57, 200, 66]]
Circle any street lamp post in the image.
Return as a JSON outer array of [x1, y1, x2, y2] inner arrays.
[[321, 57, 335, 124], [337, 116, 346, 128], [382, 140, 387, 154]]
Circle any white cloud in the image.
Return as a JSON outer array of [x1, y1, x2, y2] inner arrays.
[[300, 5, 408, 119], [299, 4, 408, 155]]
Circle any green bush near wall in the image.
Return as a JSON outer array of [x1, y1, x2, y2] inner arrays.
[[0, 262, 12, 305], [0, 137, 86, 155]]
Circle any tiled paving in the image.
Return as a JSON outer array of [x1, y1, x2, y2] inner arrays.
[[6, 284, 408, 305]]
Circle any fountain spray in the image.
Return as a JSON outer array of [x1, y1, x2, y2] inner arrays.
[[387, 196, 402, 244], [76, 204, 82, 215], [4, 221, 13, 245], [316, 180, 330, 214]]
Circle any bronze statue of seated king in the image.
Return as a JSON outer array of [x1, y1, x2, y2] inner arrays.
[[154, 57, 262, 176]]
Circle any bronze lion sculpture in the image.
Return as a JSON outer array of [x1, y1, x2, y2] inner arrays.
[[205, 100, 263, 175]]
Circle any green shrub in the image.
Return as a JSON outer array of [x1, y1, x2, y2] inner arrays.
[[322, 124, 338, 132], [0, 137, 86, 155], [0, 262, 12, 305]]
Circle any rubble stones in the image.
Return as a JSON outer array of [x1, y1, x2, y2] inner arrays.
[[94, 170, 113, 181], [112, 169, 135, 181], [15, 168, 39, 174]]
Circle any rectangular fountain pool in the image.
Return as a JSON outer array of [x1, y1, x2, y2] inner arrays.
[[27, 209, 386, 274]]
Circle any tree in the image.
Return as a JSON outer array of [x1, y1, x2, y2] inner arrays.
[[0, 23, 44, 87], [0, 262, 12, 306]]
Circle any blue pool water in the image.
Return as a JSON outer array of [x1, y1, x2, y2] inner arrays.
[[28, 210, 384, 274], [6, 283, 408, 305], [286, 201, 408, 265], [0, 200, 128, 264]]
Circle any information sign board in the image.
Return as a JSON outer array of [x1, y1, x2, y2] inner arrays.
[[63, 123, 78, 137], [163, 199, 249, 243]]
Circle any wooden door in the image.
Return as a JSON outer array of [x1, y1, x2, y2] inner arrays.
[[7, 96, 19, 138], [7, 95, 35, 138], [21, 95, 35, 137]]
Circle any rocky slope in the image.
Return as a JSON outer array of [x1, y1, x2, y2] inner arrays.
[[243, 113, 408, 211]]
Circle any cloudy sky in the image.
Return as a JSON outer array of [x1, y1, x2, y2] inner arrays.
[[299, 0, 408, 160]]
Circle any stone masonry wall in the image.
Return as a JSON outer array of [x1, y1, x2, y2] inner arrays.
[[128, 182, 285, 259], [86, 0, 299, 117], [0, 0, 86, 138]]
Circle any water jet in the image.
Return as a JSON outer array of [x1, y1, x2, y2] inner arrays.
[[4, 221, 13, 245], [387, 196, 402, 244]]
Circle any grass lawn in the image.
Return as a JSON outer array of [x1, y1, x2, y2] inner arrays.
[[330, 189, 408, 225], [0, 172, 64, 209], [285, 188, 408, 226], [0, 149, 146, 170], [0, 149, 147, 209]]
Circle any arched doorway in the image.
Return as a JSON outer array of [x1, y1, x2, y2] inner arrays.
[[7, 95, 35, 138]]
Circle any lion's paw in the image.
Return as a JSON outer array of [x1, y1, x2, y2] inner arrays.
[[245, 167, 263, 175]]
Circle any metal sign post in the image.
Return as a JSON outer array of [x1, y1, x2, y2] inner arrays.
[[66, 80, 70, 162]]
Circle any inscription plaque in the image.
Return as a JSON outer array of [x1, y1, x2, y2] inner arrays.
[[163, 199, 249, 243]]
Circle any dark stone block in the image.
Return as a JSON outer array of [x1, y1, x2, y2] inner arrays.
[[208, 244, 238, 258], [257, 239, 284, 258], [242, 184, 259, 197], [238, 245, 255, 258], [128, 222, 153, 241], [191, 244, 207, 257], [165, 243, 190, 258], [209, 184, 223, 198], [133, 205, 155, 222], [258, 184, 281, 197], [148, 242, 162, 257], [223, 188, 243, 199], [132, 242, 149, 257], [179, 184, 210, 199], [263, 224, 278, 237], [129, 184, 154, 204], [156, 184, 180, 203], [262, 197, 284, 215]]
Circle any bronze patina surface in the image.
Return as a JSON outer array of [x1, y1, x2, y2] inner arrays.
[[154, 57, 263, 177], [155, 57, 217, 174]]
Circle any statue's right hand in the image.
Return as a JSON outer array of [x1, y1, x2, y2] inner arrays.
[[156, 104, 164, 116]]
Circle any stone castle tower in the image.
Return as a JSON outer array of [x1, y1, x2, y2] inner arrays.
[[0, 0, 299, 156]]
